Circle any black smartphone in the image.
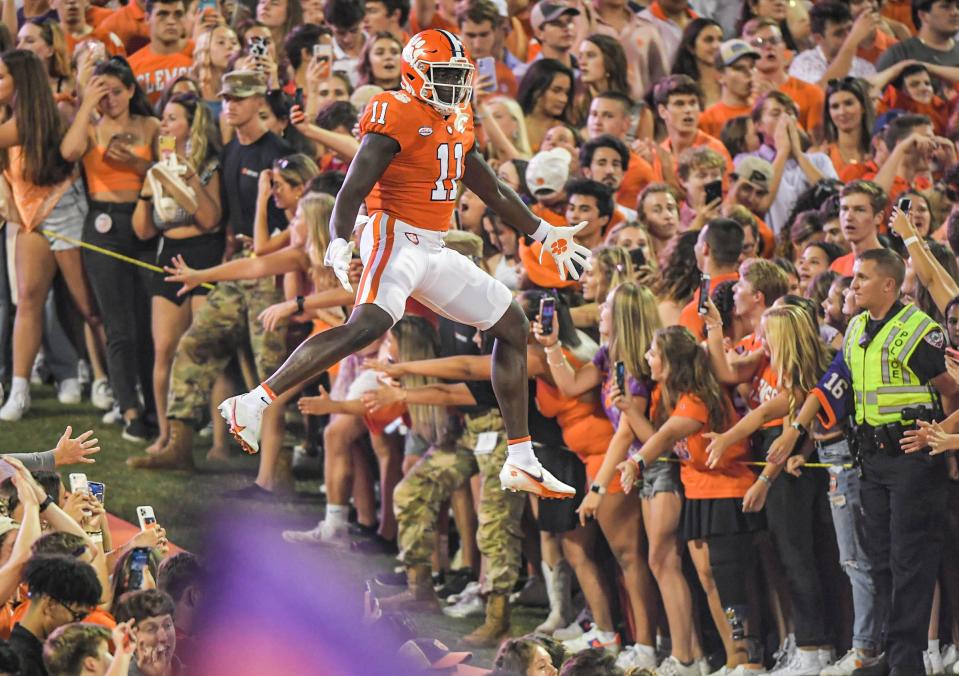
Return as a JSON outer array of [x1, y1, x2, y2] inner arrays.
[[898, 197, 912, 214], [629, 246, 645, 269], [129, 547, 150, 590], [697, 273, 711, 316], [705, 180, 723, 205], [539, 297, 556, 336], [615, 361, 625, 394], [293, 87, 303, 111]]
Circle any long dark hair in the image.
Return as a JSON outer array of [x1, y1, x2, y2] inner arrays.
[[652, 230, 700, 303], [824, 77, 874, 155], [93, 56, 156, 118], [653, 325, 730, 432], [0, 49, 72, 186], [581, 34, 630, 96], [517, 58, 573, 121], [671, 18, 722, 80]]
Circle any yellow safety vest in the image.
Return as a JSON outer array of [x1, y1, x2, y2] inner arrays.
[[843, 303, 939, 426]]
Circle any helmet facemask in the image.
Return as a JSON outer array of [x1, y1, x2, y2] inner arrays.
[[415, 60, 474, 114]]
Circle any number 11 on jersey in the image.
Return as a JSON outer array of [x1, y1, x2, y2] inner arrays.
[[431, 142, 463, 201]]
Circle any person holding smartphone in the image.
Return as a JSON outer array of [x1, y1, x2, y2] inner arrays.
[[132, 92, 224, 457], [61, 56, 159, 442], [678, 219, 744, 341]]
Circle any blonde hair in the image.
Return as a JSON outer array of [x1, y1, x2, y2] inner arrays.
[[591, 246, 634, 303], [299, 192, 335, 286], [192, 25, 237, 94], [486, 95, 533, 159], [762, 304, 831, 420], [608, 282, 661, 382], [390, 317, 449, 444]]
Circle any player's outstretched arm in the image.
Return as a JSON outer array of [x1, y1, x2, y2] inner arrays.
[[329, 132, 400, 242], [462, 148, 592, 280], [462, 147, 540, 234]]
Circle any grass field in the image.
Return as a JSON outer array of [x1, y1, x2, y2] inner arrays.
[[0, 385, 546, 668]]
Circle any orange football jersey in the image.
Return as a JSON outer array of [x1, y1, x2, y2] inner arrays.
[[359, 90, 475, 232]]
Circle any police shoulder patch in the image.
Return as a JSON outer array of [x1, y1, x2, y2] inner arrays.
[[924, 328, 945, 349]]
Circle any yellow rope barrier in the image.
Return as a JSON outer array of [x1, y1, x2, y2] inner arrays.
[[40, 229, 216, 290]]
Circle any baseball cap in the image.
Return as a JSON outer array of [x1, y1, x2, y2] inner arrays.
[[530, 1, 580, 30], [397, 638, 482, 672], [526, 147, 571, 196], [217, 70, 267, 98], [716, 39, 760, 69], [732, 155, 773, 191]]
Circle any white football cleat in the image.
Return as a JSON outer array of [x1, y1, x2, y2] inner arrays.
[[499, 462, 575, 499], [219, 394, 263, 454]]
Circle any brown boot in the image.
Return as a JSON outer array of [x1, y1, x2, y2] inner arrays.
[[463, 594, 510, 647], [127, 420, 195, 471], [378, 565, 439, 613]]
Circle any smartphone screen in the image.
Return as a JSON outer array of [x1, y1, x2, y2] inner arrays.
[[539, 297, 556, 336], [898, 197, 912, 214], [293, 87, 304, 111], [705, 180, 723, 205], [615, 361, 626, 394], [697, 273, 711, 316], [88, 481, 105, 505], [314, 43, 333, 79]]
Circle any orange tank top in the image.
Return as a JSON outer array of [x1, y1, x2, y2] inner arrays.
[[3, 146, 74, 232], [82, 140, 152, 195], [535, 349, 615, 457]]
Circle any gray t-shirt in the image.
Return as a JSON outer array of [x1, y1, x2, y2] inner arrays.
[[877, 37, 959, 70]]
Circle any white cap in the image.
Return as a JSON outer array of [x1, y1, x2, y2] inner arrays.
[[526, 147, 571, 195], [488, 0, 509, 17]]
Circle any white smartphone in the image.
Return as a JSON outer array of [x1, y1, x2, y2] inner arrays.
[[136, 505, 157, 531], [69, 473, 89, 494], [313, 43, 333, 79]]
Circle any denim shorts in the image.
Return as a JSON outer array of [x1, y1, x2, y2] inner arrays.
[[39, 180, 87, 252], [639, 457, 682, 499]]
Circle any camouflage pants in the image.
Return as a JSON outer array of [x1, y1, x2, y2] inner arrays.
[[167, 276, 288, 422], [394, 409, 525, 595]]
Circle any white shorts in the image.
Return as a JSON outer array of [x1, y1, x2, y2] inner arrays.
[[357, 212, 513, 330]]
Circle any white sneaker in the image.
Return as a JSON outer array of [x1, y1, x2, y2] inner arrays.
[[57, 378, 82, 405], [91, 378, 114, 411], [0, 389, 30, 421], [943, 646, 959, 672], [697, 658, 712, 676], [219, 393, 264, 454], [770, 648, 824, 676], [658, 656, 706, 676], [102, 405, 122, 425], [553, 607, 593, 641], [499, 461, 575, 498], [772, 635, 798, 673], [447, 581, 481, 605], [563, 626, 621, 655], [615, 645, 657, 670], [729, 667, 767, 676], [77, 359, 91, 388], [927, 648, 946, 675], [442, 587, 483, 618], [710, 667, 732, 676], [821, 650, 881, 676], [281, 520, 348, 546]]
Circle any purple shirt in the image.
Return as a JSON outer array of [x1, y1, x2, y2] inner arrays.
[[592, 345, 652, 453]]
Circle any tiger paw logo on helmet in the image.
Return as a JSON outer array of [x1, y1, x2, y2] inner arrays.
[[401, 29, 475, 116]]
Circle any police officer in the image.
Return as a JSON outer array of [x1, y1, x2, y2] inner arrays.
[[839, 249, 958, 675]]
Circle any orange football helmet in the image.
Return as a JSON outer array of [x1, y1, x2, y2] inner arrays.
[[401, 29, 474, 115]]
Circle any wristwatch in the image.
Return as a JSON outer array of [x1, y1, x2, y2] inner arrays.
[[38, 495, 54, 512], [791, 421, 807, 434], [589, 483, 607, 495]]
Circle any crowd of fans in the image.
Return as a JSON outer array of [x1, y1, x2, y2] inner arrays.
[[3, 0, 959, 673]]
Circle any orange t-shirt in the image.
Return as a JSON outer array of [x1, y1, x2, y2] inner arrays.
[[127, 42, 194, 105], [650, 388, 756, 499], [617, 150, 657, 209], [824, 143, 870, 179], [536, 351, 618, 489], [699, 101, 751, 140], [678, 271, 739, 340], [880, 89, 951, 135], [655, 131, 733, 179], [64, 29, 127, 59], [9, 602, 116, 632], [360, 91, 474, 232], [746, 353, 784, 428], [881, 0, 916, 34], [858, 28, 897, 63], [98, 0, 150, 56], [754, 215, 775, 258], [779, 76, 825, 138], [3, 147, 74, 232], [840, 159, 874, 183], [830, 252, 855, 276]]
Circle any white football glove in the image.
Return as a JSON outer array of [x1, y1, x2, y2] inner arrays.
[[537, 220, 592, 281], [324, 237, 355, 293]]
